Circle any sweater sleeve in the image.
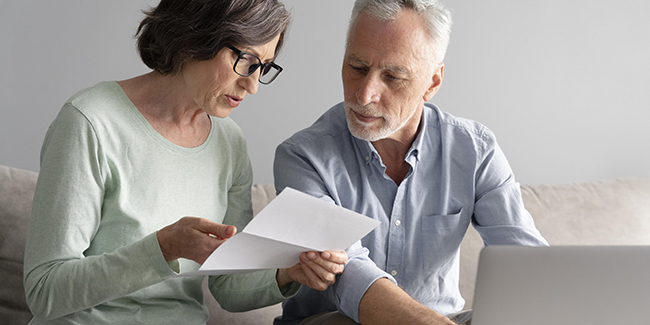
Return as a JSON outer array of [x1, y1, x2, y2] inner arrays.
[[23, 105, 174, 320], [209, 269, 300, 312]]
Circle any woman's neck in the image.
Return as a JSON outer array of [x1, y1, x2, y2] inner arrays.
[[117, 72, 211, 148]]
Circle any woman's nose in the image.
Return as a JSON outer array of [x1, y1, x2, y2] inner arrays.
[[240, 73, 259, 95]]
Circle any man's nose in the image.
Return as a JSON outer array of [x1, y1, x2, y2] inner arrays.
[[356, 75, 381, 105]]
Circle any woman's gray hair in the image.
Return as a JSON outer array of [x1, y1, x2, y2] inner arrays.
[[348, 0, 452, 65], [137, 0, 291, 75]]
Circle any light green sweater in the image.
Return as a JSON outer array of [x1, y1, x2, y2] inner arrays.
[[23, 81, 298, 324]]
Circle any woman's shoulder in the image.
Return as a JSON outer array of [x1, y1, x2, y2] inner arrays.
[[209, 116, 249, 151], [66, 81, 130, 116], [210, 116, 244, 139]]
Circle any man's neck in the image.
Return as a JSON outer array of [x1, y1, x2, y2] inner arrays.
[[371, 108, 423, 185]]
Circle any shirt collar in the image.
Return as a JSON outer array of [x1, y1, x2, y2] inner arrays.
[[357, 138, 378, 165], [407, 104, 430, 163], [353, 103, 430, 165]]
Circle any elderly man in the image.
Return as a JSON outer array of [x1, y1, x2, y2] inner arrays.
[[274, 0, 548, 324]]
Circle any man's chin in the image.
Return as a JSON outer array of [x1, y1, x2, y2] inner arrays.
[[347, 122, 386, 142], [344, 105, 392, 141]]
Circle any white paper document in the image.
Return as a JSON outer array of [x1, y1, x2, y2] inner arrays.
[[175, 187, 380, 277]]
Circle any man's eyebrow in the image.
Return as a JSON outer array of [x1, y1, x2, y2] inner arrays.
[[347, 55, 411, 75], [383, 65, 409, 74], [347, 55, 368, 66]]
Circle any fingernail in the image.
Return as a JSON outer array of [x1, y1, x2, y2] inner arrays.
[[308, 251, 317, 260], [322, 251, 331, 259]]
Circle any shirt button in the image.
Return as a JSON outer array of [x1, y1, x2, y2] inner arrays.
[[390, 270, 398, 276], [395, 220, 401, 226], [365, 155, 370, 162]]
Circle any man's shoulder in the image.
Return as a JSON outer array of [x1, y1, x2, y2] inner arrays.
[[424, 103, 497, 145], [281, 102, 350, 148]]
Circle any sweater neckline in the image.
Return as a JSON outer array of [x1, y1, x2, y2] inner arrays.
[[108, 81, 215, 154]]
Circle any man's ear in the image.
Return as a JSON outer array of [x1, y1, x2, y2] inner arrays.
[[423, 63, 444, 102]]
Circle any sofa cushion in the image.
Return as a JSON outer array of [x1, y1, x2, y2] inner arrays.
[[521, 178, 650, 244], [459, 177, 650, 307], [0, 165, 38, 325]]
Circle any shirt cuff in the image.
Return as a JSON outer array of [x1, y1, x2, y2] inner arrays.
[[335, 258, 396, 322]]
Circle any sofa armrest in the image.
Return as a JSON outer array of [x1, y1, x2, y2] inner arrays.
[[0, 165, 38, 324]]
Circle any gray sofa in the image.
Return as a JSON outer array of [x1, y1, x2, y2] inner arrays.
[[2, 164, 649, 324]]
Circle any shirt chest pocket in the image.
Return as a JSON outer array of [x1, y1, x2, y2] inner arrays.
[[419, 208, 467, 270]]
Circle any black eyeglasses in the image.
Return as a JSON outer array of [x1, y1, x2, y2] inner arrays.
[[227, 46, 283, 85]]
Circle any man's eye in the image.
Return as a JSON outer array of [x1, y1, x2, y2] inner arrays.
[[385, 74, 401, 81], [350, 65, 367, 73]]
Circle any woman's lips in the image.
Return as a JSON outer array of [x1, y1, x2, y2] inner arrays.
[[226, 95, 243, 108]]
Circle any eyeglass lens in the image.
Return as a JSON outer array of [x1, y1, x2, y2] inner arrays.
[[234, 52, 281, 84]]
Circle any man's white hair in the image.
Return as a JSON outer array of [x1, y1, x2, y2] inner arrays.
[[347, 0, 452, 66]]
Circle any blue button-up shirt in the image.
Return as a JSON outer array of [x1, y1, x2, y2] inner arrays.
[[273, 102, 548, 324]]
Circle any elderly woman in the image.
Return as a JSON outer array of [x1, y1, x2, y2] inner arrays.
[[23, 0, 347, 324]]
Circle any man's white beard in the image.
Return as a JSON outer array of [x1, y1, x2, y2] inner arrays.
[[344, 102, 409, 142]]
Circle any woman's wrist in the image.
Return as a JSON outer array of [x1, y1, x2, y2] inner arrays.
[[276, 268, 294, 289], [156, 229, 177, 263]]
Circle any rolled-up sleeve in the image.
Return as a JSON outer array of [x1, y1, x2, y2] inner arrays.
[[330, 241, 396, 321]]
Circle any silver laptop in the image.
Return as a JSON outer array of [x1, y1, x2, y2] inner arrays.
[[471, 245, 650, 325]]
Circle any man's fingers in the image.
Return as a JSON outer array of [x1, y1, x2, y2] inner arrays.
[[303, 251, 346, 275], [300, 253, 339, 284], [298, 261, 331, 291], [322, 251, 348, 265]]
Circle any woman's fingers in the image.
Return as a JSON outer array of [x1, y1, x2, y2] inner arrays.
[[158, 217, 236, 264], [195, 218, 237, 239]]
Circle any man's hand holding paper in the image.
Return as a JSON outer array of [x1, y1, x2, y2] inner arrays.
[[277, 251, 348, 291]]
